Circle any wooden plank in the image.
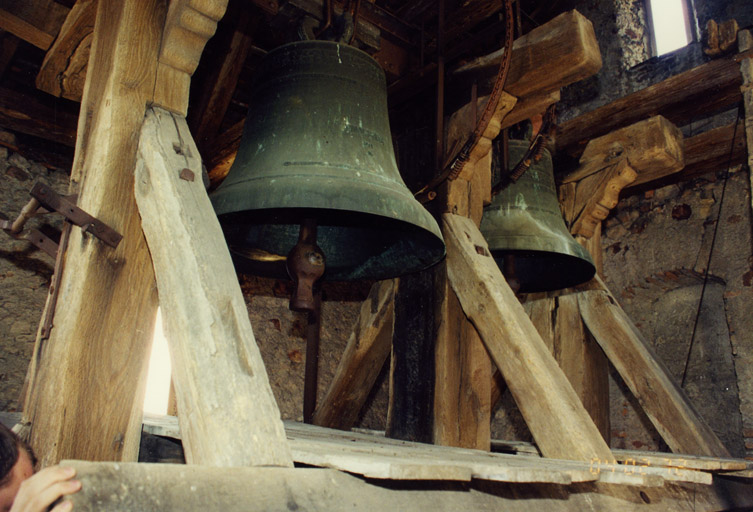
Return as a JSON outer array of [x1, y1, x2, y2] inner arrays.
[[578, 277, 731, 458], [557, 54, 745, 159], [0, 87, 79, 146], [0, 8, 55, 49], [614, 450, 749, 472], [36, 0, 97, 101], [139, 415, 738, 488], [452, 10, 602, 99], [134, 107, 293, 467], [561, 116, 683, 186], [61, 460, 753, 511], [442, 213, 614, 462], [433, 263, 492, 451], [313, 279, 396, 430], [20, 0, 165, 466]]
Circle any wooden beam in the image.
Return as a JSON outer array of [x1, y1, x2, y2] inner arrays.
[[0, 8, 56, 49], [578, 277, 731, 457], [443, 213, 613, 462], [60, 460, 753, 511], [452, 10, 602, 99], [561, 116, 684, 186], [36, 0, 97, 101], [134, 107, 293, 467], [153, 0, 228, 115], [433, 264, 492, 451], [313, 279, 396, 430], [189, 5, 256, 154], [557, 54, 745, 159], [0, 87, 78, 146], [622, 120, 747, 195], [20, 0, 165, 466], [387, 270, 436, 443]]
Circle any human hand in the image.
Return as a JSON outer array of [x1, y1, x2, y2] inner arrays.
[[10, 466, 81, 512]]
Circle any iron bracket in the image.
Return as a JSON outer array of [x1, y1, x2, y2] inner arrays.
[[1, 181, 123, 257], [29, 182, 122, 248]]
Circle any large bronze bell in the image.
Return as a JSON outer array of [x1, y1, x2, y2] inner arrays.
[[480, 139, 595, 293], [211, 41, 444, 281]]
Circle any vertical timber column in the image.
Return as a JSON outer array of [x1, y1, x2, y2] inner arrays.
[[22, 0, 165, 465], [432, 93, 516, 450], [740, 31, 753, 214]]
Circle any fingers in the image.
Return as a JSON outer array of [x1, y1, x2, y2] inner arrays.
[[10, 466, 81, 512]]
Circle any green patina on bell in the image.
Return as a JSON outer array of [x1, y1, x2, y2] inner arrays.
[[211, 41, 445, 281], [480, 139, 595, 293]]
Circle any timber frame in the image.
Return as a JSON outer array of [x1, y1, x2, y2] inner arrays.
[[3, 0, 753, 509]]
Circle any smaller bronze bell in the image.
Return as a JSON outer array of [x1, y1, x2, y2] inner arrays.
[[480, 139, 595, 293]]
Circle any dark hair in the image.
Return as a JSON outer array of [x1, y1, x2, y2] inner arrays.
[[0, 423, 35, 487]]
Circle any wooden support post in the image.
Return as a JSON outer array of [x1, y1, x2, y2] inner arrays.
[[740, 31, 753, 215], [313, 279, 396, 430], [387, 270, 436, 443], [20, 0, 166, 466], [433, 262, 491, 450], [579, 277, 731, 458], [134, 107, 293, 467], [443, 213, 613, 462]]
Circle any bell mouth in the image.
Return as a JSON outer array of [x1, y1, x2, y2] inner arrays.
[[490, 249, 595, 294], [218, 208, 445, 281]]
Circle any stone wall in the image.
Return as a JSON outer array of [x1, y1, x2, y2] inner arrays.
[[0, 140, 68, 411], [557, 0, 753, 457]]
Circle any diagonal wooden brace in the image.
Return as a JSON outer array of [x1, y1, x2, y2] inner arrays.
[[578, 277, 731, 458], [443, 213, 613, 462]]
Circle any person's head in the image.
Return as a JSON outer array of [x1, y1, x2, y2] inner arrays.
[[0, 423, 36, 511]]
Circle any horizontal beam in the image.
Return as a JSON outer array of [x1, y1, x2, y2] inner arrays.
[[623, 120, 747, 195], [60, 459, 753, 511], [557, 53, 745, 159], [0, 87, 78, 146]]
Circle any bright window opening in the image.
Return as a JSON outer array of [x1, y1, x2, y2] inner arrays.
[[647, 0, 692, 56], [143, 308, 172, 415]]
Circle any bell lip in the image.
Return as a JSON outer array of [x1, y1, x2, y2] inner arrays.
[[217, 206, 446, 281], [490, 249, 596, 293]]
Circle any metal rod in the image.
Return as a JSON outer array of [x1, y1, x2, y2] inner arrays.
[[303, 293, 321, 424], [434, 0, 445, 172]]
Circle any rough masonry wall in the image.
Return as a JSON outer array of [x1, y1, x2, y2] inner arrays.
[[558, 0, 753, 456], [0, 140, 68, 411]]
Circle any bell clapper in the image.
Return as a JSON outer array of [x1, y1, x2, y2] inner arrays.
[[503, 254, 521, 295], [286, 218, 326, 313], [286, 218, 326, 423]]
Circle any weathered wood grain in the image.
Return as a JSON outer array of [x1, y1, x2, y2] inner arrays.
[[21, 0, 165, 466], [313, 280, 396, 430], [578, 277, 731, 458], [134, 107, 292, 467], [36, 0, 96, 101], [443, 213, 613, 462]]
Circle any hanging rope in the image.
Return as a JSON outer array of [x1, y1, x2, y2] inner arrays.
[[680, 106, 742, 388]]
